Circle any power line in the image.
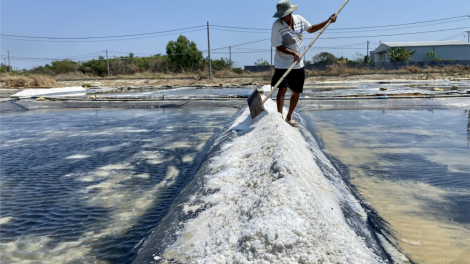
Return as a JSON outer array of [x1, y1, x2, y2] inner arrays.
[[326, 15, 469, 30], [211, 15, 469, 31], [1, 29, 207, 43], [1, 25, 206, 40], [306, 27, 470, 40], [212, 17, 469, 34], [439, 31, 466, 41], [323, 18, 470, 34]]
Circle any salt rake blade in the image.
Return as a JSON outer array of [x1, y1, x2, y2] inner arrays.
[[247, 89, 265, 119]]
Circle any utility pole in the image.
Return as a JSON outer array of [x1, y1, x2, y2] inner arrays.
[[229, 46, 231, 69], [7, 50, 11, 72], [366, 41, 370, 62], [106, 49, 110, 76], [466, 31, 470, 43], [207, 21, 212, 78]]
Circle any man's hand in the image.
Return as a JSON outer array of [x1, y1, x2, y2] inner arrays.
[[307, 14, 338, 33], [276, 46, 302, 63], [329, 14, 337, 23], [293, 52, 301, 63]]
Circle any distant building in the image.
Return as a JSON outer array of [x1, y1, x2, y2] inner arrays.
[[370, 41, 470, 62]]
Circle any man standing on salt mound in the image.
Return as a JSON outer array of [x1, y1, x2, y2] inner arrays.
[[271, 0, 337, 127]]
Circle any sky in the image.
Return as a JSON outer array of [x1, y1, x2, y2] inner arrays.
[[1, 0, 469, 70]]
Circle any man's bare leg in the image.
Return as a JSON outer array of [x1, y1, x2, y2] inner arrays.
[[277, 87, 287, 116], [286, 91, 299, 122]]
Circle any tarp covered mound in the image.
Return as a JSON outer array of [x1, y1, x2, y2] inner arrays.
[[11, 87, 86, 98], [133, 88, 395, 263]]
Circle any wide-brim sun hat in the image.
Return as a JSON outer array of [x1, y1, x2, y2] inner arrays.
[[273, 0, 298, 18]]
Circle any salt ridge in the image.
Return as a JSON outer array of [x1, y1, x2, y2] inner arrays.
[[153, 86, 390, 263]]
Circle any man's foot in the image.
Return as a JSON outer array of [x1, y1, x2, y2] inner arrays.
[[286, 119, 298, 127]]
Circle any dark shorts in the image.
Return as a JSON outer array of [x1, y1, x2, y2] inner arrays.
[[271, 67, 305, 93]]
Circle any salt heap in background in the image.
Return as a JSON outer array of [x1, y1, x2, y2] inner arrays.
[[154, 92, 388, 263]]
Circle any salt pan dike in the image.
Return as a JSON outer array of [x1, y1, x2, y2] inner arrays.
[[133, 86, 403, 263]]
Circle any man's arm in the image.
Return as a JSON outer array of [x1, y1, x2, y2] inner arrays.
[[306, 14, 337, 33], [276, 46, 301, 63]]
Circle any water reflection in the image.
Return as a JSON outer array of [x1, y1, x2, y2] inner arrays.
[[466, 109, 470, 146], [301, 108, 470, 264], [0, 108, 236, 264]]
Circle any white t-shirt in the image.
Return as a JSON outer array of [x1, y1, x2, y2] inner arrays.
[[271, 15, 312, 69]]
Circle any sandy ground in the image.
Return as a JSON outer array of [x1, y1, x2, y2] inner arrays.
[[51, 72, 470, 88], [0, 72, 469, 90]]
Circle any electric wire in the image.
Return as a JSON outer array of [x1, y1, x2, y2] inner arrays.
[[306, 27, 470, 39], [211, 15, 469, 31], [439, 31, 466, 41], [0, 29, 208, 43], [212, 18, 470, 34], [1, 25, 206, 39]]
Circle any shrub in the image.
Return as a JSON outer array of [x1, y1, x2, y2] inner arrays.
[[149, 57, 170, 73], [211, 58, 234, 71], [29, 64, 54, 75], [79, 59, 107, 76], [327, 64, 348, 74], [385, 47, 416, 62], [435, 58, 454, 62], [426, 51, 436, 62], [406, 65, 420, 73], [51, 59, 79, 74], [9, 71, 21, 76], [312, 52, 337, 64], [231, 68, 243, 74], [81, 83, 91, 88], [254, 58, 270, 66], [127, 64, 139, 74], [442, 65, 461, 73]]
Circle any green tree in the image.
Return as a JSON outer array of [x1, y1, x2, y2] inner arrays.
[[0, 63, 8, 73], [426, 51, 436, 62], [312, 52, 337, 64], [51, 59, 78, 74], [166, 35, 203, 71], [30, 64, 54, 75], [385, 47, 416, 62], [254, 58, 269, 66], [79, 58, 108, 76]]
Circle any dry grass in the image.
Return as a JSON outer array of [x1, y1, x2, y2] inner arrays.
[[48, 64, 470, 82], [54, 71, 88, 80], [213, 70, 243, 78], [441, 65, 462, 73], [17, 63, 468, 89], [0, 74, 58, 88], [406, 65, 420, 73]]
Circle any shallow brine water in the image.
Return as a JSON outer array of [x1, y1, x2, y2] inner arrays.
[[0, 108, 237, 263], [100, 87, 254, 99], [301, 108, 470, 264]]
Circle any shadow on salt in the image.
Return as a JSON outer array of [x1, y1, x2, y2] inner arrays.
[[132, 86, 405, 263]]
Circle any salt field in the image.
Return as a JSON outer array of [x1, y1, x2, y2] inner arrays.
[[0, 108, 237, 263], [1, 82, 470, 264], [301, 108, 470, 263]]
